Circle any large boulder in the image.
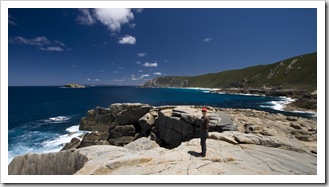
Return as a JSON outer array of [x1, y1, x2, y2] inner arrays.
[[138, 113, 155, 135], [195, 111, 236, 132], [110, 103, 152, 125], [154, 106, 236, 148], [61, 137, 81, 151], [108, 136, 135, 146], [79, 107, 115, 132], [8, 145, 125, 175], [157, 108, 195, 148], [78, 132, 109, 148]]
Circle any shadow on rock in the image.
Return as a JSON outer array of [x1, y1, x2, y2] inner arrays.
[[188, 150, 201, 157]]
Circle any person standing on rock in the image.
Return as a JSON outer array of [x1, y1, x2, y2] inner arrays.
[[199, 107, 209, 157]]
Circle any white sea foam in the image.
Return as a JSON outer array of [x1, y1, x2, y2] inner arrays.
[[290, 110, 317, 118], [185, 87, 221, 91], [66, 125, 80, 132], [41, 125, 88, 149], [8, 124, 88, 163], [171, 87, 220, 91], [260, 97, 295, 111], [44, 116, 71, 124]]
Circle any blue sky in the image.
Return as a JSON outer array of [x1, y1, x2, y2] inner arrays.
[[8, 8, 317, 86]]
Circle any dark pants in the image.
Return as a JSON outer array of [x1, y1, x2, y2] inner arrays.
[[200, 131, 208, 155]]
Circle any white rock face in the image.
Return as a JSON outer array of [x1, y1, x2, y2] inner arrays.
[[8, 137, 316, 175], [74, 138, 316, 175]]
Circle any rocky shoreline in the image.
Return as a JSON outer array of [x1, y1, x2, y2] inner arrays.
[[209, 88, 317, 112], [8, 103, 317, 175]]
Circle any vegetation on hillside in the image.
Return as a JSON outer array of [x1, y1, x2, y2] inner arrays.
[[143, 52, 317, 91]]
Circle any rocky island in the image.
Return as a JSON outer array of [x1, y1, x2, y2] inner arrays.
[[9, 103, 317, 175], [63, 84, 86, 88]]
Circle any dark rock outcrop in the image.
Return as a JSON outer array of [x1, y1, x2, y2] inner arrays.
[[71, 104, 236, 149], [79, 107, 115, 132]]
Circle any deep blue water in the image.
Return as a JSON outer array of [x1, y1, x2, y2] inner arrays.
[[8, 86, 316, 162]]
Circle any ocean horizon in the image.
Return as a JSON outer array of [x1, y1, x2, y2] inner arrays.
[[8, 86, 316, 163]]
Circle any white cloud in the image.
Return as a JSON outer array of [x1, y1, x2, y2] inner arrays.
[[87, 78, 100, 82], [114, 71, 119, 74], [11, 36, 50, 46], [111, 79, 125, 82], [94, 8, 134, 32], [134, 8, 144, 13], [54, 40, 65, 46], [40, 46, 64, 51], [143, 62, 158, 67], [203, 37, 213, 42], [154, 72, 162, 75], [76, 9, 96, 25], [138, 70, 143, 72], [118, 35, 136, 45], [137, 52, 147, 57], [136, 61, 141, 64], [141, 74, 150, 78], [10, 36, 68, 52], [131, 75, 139, 81], [8, 14, 17, 26]]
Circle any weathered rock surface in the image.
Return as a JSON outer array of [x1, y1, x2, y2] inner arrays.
[[75, 104, 236, 149], [79, 107, 115, 132], [66, 103, 316, 154], [9, 138, 316, 175], [154, 106, 236, 148], [109, 103, 152, 124], [11, 103, 317, 175]]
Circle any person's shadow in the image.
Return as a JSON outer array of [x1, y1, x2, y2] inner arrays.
[[188, 151, 200, 157]]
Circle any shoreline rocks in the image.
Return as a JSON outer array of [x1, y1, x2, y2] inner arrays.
[[9, 138, 316, 175], [8, 103, 317, 175], [65, 103, 316, 153], [209, 88, 317, 112]]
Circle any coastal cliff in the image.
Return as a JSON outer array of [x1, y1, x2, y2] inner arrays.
[[9, 103, 317, 175]]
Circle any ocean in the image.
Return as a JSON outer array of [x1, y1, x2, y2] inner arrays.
[[8, 86, 316, 163]]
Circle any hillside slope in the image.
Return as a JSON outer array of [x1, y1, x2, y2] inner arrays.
[[143, 52, 317, 91]]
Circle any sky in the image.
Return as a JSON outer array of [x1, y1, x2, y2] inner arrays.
[[8, 8, 317, 86]]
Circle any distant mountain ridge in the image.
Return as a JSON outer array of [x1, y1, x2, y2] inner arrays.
[[142, 52, 317, 91]]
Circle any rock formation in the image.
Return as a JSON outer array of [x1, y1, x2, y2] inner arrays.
[[8, 103, 317, 175], [9, 137, 316, 175]]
